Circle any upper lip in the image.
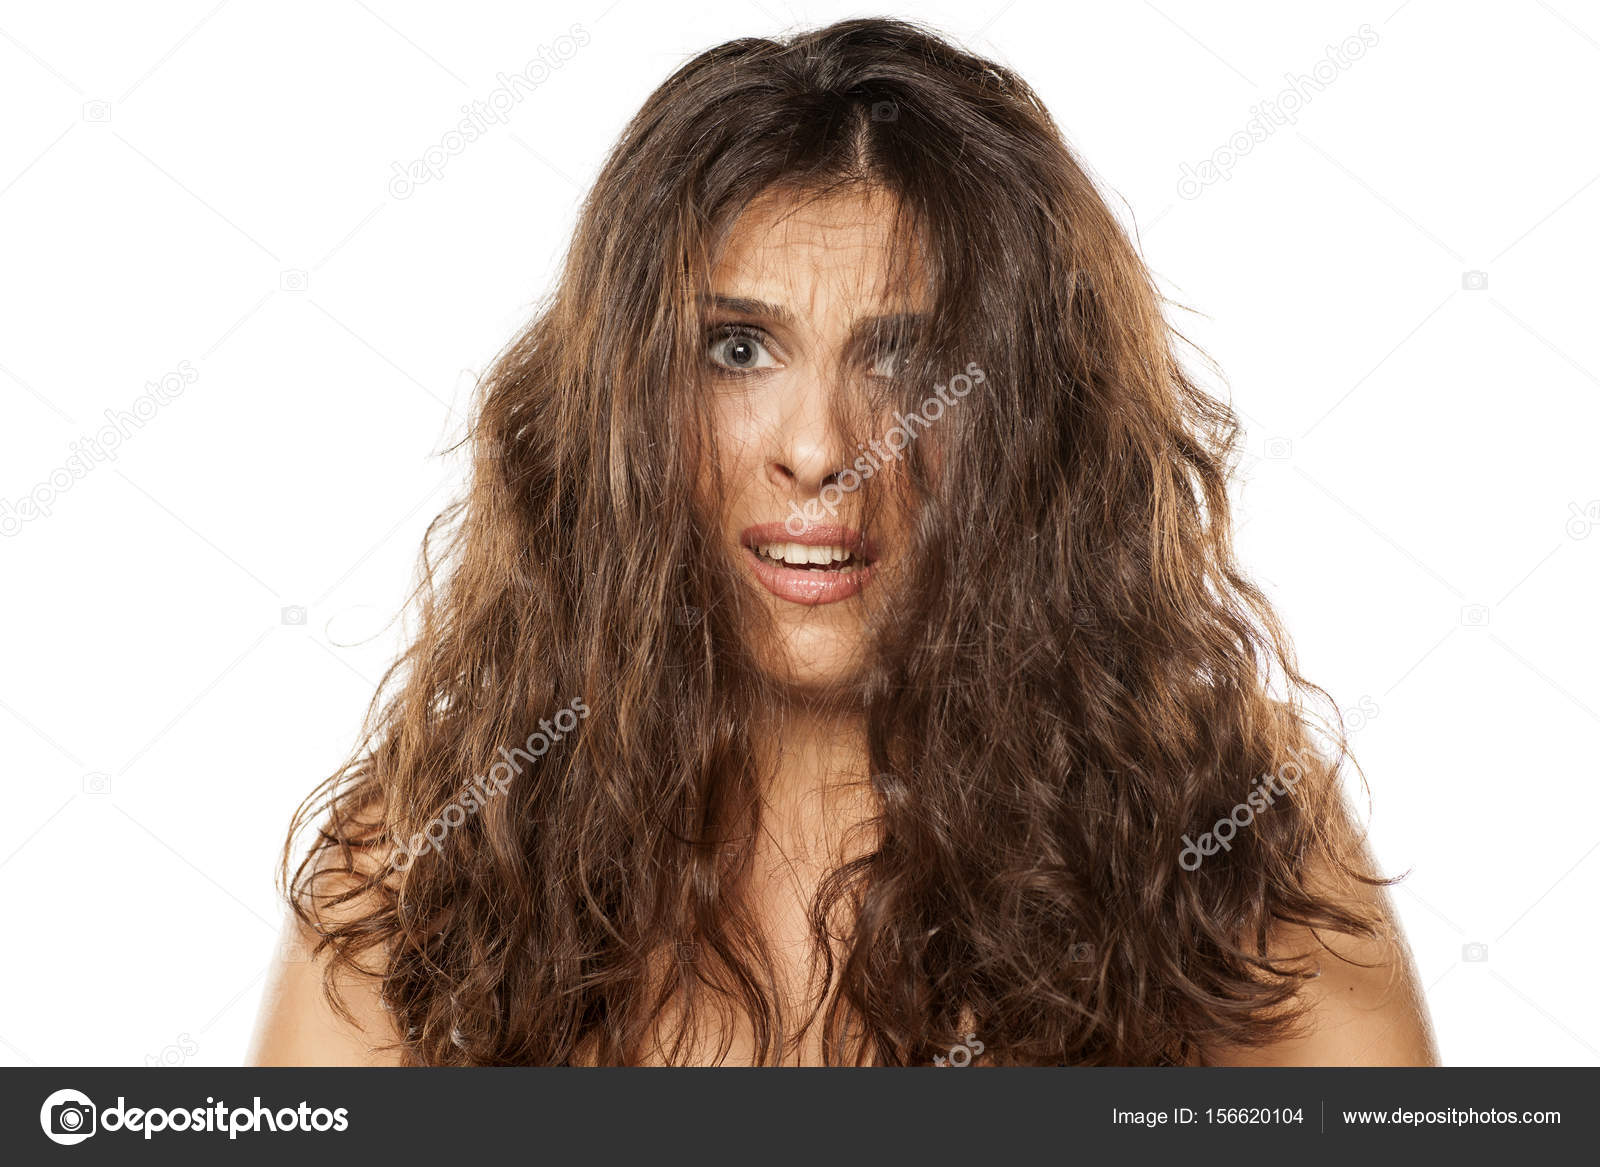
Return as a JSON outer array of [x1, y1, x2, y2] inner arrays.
[[739, 521, 878, 564]]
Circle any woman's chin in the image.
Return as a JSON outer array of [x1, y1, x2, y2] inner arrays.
[[755, 624, 869, 697]]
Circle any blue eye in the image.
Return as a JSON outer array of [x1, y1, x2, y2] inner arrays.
[[708, 326, 778, 373]]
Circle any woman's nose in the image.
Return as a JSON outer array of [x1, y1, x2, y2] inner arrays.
[[764, 374, 848, 496]]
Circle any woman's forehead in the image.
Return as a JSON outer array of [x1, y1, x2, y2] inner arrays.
[[709, 187, 930, 318]]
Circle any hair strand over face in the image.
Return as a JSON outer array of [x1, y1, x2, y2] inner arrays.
[[284, 16, 1387, 1067]]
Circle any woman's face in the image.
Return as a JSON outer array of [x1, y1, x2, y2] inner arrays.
[[704, 186, 926, 694]]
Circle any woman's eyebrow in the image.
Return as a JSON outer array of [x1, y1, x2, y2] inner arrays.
[[703, 293, 795, 325], [702, 297, 924, 338], [847, 311, 927, 349]]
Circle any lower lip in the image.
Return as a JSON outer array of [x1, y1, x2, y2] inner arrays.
[[744, 547, 874, 605]]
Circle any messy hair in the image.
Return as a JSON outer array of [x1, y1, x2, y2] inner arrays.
[[283, 17, 1386, 1066]]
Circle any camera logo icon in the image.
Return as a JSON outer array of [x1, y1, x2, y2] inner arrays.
[[40, 1088, 97, 1145], [281, 605, 308, 626], [1461, 270, 1488, 291], [1566, 501, 1600, 540], [1462, 942, 1489, 963]]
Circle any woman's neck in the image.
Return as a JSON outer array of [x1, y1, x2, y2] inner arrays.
[[755, 700, 878, 866]]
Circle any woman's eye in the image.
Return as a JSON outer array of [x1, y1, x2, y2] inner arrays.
[[708, 329, 779, 372]]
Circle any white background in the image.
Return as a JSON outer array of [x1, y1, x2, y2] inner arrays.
[[1, 0, 1595, 1067]]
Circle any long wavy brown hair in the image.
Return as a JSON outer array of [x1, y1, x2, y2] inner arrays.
[[283, 16, 1390, 1066]]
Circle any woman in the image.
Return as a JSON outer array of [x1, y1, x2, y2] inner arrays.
[[251, 17, 1437, 1067]]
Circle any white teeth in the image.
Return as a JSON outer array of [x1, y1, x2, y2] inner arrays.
[[752, 542, 855, 566]]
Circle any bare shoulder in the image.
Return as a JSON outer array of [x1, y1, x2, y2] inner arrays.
[[248, 827, 407, 1067], [1200, 848, 1440, 1067]]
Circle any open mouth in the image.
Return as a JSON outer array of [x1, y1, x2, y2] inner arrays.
[[746, 540, 870, 573], [738, 523, 878, 604]]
